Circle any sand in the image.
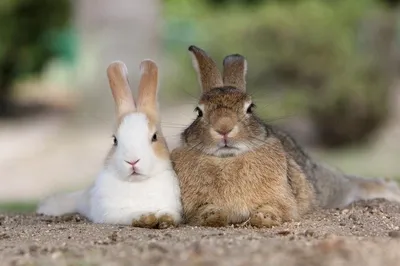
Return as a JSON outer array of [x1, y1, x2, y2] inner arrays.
[[1, 199, 400, 266]]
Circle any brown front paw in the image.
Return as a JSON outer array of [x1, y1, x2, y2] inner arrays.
[[199, 207, 228, 227], [158, 214, 177, 229], [132, 213, 158, 228], [250, 211, 281, 228]]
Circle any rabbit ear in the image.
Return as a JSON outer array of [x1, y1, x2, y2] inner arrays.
[[188, 45, 223, 93], [136, 59, 159, 121], [222, 54, 247, 91], [107, 61, 136, 118]]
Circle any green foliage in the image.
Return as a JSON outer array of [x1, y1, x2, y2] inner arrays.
[[0, 0, 71, 76], [0, 201, 37, 213], [164, 0, 392, 147], [0, 0, 72, 115]]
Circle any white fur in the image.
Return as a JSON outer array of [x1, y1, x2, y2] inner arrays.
[[37, 113, 182, 225], [86, 168, 181, 224]]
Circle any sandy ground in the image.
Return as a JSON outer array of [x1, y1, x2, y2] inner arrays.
[[1, 199, 400, 266]]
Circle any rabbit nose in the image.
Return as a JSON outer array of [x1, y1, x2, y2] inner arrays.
[[213, 116, 235, 137], [216, 129, 232, 137], [125, 159, 140, 167]]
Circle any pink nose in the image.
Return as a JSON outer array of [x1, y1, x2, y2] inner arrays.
[[125, 159, 140, 167]]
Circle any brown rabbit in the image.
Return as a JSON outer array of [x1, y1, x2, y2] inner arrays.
[[171, 45, 400, 228]]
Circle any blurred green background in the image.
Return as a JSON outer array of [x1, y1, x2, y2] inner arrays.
[[1, 0, 400, 211], [163, 0, 399, 147]]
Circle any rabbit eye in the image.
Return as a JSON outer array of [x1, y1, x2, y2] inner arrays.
[[194, 107, 203, 118], [246, 103, 255, 114], [112, 135, 118, 146], [151, 133, 158, 142]]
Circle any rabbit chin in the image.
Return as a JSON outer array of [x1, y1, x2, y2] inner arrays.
[[124, 173, 149, 182], [109, 167, 149, 182], [207, 142, 252, 157]]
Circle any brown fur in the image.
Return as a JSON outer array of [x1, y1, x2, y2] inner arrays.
[[171, 46, 315, 227], [189, 45, 223, 92], [132, 213, 159, 228], [172, 137, 313, 227], [158, 214, 177, 229], [222, 54, 247, 91], [131, 213, 177, 229], [171, 45, 400, 228], [152, 131, 171, 160]]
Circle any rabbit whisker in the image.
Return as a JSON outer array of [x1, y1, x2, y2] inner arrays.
[[162, 125, 188, 129]]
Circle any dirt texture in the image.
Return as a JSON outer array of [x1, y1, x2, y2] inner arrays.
[[1, 199, 400, 266]]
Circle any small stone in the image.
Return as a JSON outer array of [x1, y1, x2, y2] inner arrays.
[[388, 230, 400, 238], [316, 238, 345, 253], [0, 233, 10, 239], [277, 230, 291, 236], [51, 251, 63, 260], [370, 209, 378, 214], [95, 240, 105, 245], [348, 214, 357, 221], [339, 222, 346, 226], [28, 245, 39, 253], [108, 231, 118, 242], [304, 229, 315, 237], [16, 249, 25, 255], [324, 233, 337, 239], [190, 241, 202, 255], [148, 242, 168, 253]]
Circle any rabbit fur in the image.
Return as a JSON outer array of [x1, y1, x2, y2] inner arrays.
[[171, 45, 400, 228], [37, 60, 182, 228]]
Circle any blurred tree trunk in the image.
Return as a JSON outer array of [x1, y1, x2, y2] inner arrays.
[[0, 55, 17, 116], [385, 6, 400, 139], [70, 0, 161, 128], [368, 5, 400, 151]]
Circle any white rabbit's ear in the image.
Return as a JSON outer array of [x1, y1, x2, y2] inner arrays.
[[188, 45, 223, 93], [107, 61, 136, 118], [222, 54, 247, 91], [137, 59, 159, 122]]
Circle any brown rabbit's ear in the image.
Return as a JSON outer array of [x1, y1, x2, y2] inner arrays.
[[136, 59, 159, 121], [222, 54, 247, 91], [188, 45, 223, 93], [107, 61, 136, 118]]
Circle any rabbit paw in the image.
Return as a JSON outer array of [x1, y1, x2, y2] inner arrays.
[[199, 206, 228, 227], [250, 209, 281, 228], [132, 213, 158, 229], [157, 214, 177, 229]]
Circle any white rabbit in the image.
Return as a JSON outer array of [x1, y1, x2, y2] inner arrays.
[[37, 60, 183, 228]]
